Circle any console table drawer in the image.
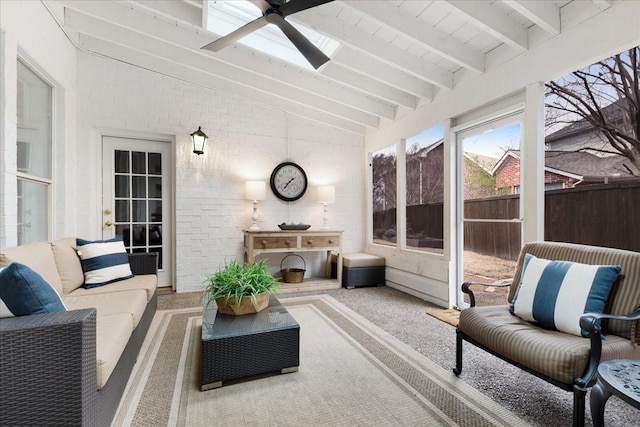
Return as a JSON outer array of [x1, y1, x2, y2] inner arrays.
[[302, 236, 340, 248], [253, 236, 297, 250]]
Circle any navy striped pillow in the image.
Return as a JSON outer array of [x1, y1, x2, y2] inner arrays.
[[77, 236, 133, 288], [509, 254, 621, 337]]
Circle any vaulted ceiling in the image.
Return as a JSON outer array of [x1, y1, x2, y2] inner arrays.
[[47, 0, 612, 135]]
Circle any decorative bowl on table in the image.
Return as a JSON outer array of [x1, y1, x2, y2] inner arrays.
[[278, 223, 311, 230]]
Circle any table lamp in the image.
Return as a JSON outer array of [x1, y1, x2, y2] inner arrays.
[[316, 185, 335, 229], [245, 181, 266, 230]]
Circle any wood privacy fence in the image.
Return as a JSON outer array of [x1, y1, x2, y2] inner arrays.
[[373, 182, 640, 260]]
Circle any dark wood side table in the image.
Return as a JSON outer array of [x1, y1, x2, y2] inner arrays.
[[590, 359, 640, 426]]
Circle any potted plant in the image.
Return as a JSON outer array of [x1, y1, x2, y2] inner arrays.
[[204, 259, 281, 315]]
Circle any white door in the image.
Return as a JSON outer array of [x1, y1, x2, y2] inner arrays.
[[102, 136, 172, 288], [454, 113, 523, 308]]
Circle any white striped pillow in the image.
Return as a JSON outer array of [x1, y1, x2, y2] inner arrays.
[[77, 237, 133, 288], [509, 254, 621, 337]]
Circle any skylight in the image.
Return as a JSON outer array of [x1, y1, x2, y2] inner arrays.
[[207, 1, 339, 70]]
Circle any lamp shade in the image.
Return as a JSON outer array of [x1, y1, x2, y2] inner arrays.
[[317, 185, 335, 204], [191, 126, 208, 155], [245, 180, 266, 201]]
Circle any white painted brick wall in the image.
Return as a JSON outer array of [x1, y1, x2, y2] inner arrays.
[[76, 53, 365, 292]]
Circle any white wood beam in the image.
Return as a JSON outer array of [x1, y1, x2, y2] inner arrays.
[[502, 0, 561, 35], [78, 34, 366, 135], [332, 49, 434, 100], [339, 0, 485, 73], [60, 1, 394, 120], [444, 0, 528, 50], [124, 0, 203, 27], [320, 63, 418, 109], [294, 10, 454, 90], [64, 8, 380, 128]]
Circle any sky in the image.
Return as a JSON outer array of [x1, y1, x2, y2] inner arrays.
[[406, 123, 521, 159]]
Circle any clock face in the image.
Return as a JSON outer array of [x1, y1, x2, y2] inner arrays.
[[270, 162, 308, 202]]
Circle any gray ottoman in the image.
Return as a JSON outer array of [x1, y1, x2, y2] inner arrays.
[[341, 253, 385, 289]]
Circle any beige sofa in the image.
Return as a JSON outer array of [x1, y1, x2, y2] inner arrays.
[[0, 238, 158, 427]]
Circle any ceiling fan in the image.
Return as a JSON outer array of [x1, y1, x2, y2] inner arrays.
[[202, 0, 334, 69]]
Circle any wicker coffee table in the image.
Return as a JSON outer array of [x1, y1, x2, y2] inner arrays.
[[201, 295, 299, 390]]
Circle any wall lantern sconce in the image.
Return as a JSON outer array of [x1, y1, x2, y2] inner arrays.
[[191, 126, 208, 155], [245, 180, 266, 231], [316, 185, 335, 229]]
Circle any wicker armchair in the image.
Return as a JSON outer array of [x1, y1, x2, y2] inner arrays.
[[453, 241, 640, 427], [0, 252, 158, 427]]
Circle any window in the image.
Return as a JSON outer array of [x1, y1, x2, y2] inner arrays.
[[372, 145, 397, 247], [207, 1, 339, 70], [405, 125, 444, 254], [16, 59, 52, 244], [543, 46, 640, 252]]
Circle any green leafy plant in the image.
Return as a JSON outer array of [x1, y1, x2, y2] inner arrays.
[[204, 260, 281, 308]]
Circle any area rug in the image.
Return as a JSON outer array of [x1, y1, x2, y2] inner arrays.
[[114, 295, 530, 426], [428, 308, 461, 327]]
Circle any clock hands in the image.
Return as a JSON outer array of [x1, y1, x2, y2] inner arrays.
[[281, 177, 295, 190]]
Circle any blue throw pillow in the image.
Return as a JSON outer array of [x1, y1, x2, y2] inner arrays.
[[0, 263, 67, 318], [509, 254, 621, 337], [77, 236, 133, 288]]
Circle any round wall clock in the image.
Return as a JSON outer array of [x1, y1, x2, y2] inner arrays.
[[270, 162, 308, 202]]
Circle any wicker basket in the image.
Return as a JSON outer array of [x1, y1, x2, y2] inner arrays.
[[280, 254, 306, 283]]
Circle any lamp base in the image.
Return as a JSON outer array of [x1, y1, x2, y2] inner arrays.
[[249, 223, 261, 231]]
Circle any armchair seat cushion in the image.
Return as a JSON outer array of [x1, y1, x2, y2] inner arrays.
[[459, 305, 640, 384]]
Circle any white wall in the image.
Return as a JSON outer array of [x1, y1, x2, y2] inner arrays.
[[75, 53, 365, 293], [0, 0, 77, 249], [364, 1, 640, 306]]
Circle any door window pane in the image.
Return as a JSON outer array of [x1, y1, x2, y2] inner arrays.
[[372, 145, 397, 247], [132, 151, 146, 174], [115, 175, 130, 198], [132, 200, 146, 222], [148, 177, 162, 198], [148, 153, 162, 175], [132, 176, 146, 198], [115, 150, 129, 173], [406, 125, 444, 254], [115, 200, 130, 222]]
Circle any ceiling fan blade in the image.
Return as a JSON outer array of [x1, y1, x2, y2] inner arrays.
[[272, 17, 330, 69], [201, 16, 268, 52], [279, 0, 334, 17], [247, 0, 272, 14]]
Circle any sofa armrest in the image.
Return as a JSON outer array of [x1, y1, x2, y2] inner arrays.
[[0, 309, 98, 425], [574, 309, 640, 388], [128, 252, 158, 275], [461, 281, 512, 307]]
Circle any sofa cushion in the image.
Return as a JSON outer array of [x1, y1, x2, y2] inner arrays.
[[460, 305, 640, 384], [1, 241, 64, 294], [509, 254, 620, 337], [0, 263, 67, 318], [51, 238, 85, 295], [64, 289, 147, 329], [96, 313, 133, 390], [68, 274, 157, 302], [77, 237, 133, 288]]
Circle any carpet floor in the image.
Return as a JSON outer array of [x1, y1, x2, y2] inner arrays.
[[116, 295, 531, 426], [152, 286, 638, 427]]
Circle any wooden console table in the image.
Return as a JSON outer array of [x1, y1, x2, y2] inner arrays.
[[243, 229, 343, 285]]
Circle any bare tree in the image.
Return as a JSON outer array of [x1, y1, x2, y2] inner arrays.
[[545, 47, 640, 174]]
